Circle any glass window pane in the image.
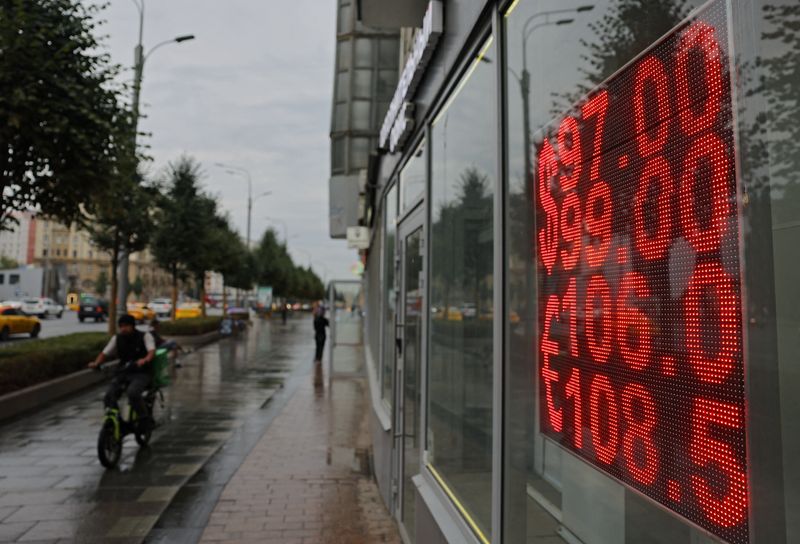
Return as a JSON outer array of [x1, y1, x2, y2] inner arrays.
[[350, 137, 369, 170], [351, 100, 371, 131], [337, 4, 351, 34], [382, 185, 398, 406], [379, 38, 399, 68], [377, 69, 397, 101], [355, 38, 373, 68], [353, 69, 372, 99], [333, 103, 347, 132], [336, 71, 350, 101], [337, 40, 351, 71], [503, 1, 737, 543], [428, 37, 496, 537], [331, 137, 345, 174], [400, 140, 425, 211]]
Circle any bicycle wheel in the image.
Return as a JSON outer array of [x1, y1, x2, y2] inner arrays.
[[97, 420, 122, 469], [134, 392, 155, 447]]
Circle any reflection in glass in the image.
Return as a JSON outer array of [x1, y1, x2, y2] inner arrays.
[[503, 0, 710, 542], [402, 228, 424, 541], [382, 185, 398, 408], [428, 38, 495, 536], [400, 140, 426, 212]]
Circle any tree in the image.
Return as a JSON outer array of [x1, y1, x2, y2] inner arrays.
[[184, 193, 223, 317], [95, 270, 109, 297], [151, 157, 210, 320], [554, 0, 688, 112], [0, 0, 133, 229], [83, 173, 154, 334], [0, 256, 18, 269], [131, 276, 144, 299]]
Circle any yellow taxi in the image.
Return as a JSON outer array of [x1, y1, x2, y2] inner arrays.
[[0, 306, 41, 340], [175, 303, 202, 320], [127, 303, 155, 322]]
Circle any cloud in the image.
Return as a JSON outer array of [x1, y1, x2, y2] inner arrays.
[[93, 0, 358, 281]]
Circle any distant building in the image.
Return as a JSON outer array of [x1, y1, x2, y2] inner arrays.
[[0, 213, 171, 302]]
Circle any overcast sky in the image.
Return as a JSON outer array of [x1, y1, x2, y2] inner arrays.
[[94, 0, 356, 282]]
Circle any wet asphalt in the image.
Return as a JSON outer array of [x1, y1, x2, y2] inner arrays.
[[0, 316, 314, 543]]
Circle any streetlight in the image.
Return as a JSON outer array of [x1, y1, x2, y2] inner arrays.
[[216, 163, 268, 249], [119, 0, 195, 310]]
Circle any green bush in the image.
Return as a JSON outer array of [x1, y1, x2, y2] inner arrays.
[[0, 332, 110, 396], [159, 317, 221, 336]]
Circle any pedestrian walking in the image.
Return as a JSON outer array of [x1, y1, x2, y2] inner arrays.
[[313, 303, 329, 362], [281, 304, 288, 324]]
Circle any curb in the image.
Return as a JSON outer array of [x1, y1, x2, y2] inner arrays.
[[0, 361, 121, 424], [0, 330, 222, 424]]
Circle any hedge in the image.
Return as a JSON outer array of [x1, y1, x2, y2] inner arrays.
[[0, 332, 109, 396], [159, 316, 221, 336]]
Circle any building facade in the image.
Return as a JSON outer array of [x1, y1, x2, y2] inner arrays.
[[332, 1, 800, 543], [0, 214, 171, 302]]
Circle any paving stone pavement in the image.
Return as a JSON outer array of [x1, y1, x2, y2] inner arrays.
[[0, 317, 309, 543], [198, 351, 401, 543]]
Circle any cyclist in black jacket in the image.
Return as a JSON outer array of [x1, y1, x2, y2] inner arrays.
[[89, 314, 156, 430]]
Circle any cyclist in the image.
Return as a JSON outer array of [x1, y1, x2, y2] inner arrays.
[[88, 314, 156, 431]]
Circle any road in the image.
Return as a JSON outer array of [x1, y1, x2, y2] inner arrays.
[[0, 316, 312, 543]]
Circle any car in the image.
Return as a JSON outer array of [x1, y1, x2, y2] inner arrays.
[[78, 296, 108, 322], [148, 298, 172, 318], [22, 297, 63, 318], [0, 306, 41, 339], [175, 303, 202, 320], [1, 300, 23, 311], [127, 302, 155, 322], [460, 303, 477, 319]]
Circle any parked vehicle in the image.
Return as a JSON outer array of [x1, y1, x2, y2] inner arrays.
[[175, 303, 201, 320], [78, 296, 109, 322], [127, 302, 155, 322], [22, 297, 63, 318], [0, 306, 41, 339], [1, 300, 23, 311], [148, 298, 172, 318]]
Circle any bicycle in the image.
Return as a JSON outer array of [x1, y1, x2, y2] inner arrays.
[[95, 349, 171, 469]]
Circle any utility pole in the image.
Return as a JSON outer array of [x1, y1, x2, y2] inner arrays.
[[117, 0, 195, 313]]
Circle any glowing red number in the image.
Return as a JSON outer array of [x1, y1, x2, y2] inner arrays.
[[589, 374, 619, 465], [634, 156, 674, 261], [685, 261, 740, 384], [679, 133, 730, 254], [690, 398, 748, 527], [565, 368, 583, 448], [537, 139, 559, 274], [585, 181, 612, 268], [542, 295, 562, 432], [581, 90, 609, 182], [586, 275, 612, 364], [676, 22, 724, 136], [617, 272, 652, 372], [633, 56, 672, 157], [621, 384, 659, 485], [563, 278, 579, 357], [560, 192, 582, 271], [557, 116, 582, 193]]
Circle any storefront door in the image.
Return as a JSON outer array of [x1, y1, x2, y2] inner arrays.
[[394, 206, 425, 541]]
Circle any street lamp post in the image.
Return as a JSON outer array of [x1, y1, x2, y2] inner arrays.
[[216, 163, 265, 248], [118, 0, 195, 311]]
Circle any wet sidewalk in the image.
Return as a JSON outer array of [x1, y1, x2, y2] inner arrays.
[[0, 318, 307, 543], [198, 342, 400, 543]]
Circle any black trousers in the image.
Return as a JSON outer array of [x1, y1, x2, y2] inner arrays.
[[315, 335, 326, 361], [104, 372, 151, 418]]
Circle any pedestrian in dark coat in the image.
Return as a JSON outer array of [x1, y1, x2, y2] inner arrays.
[[313, 305, 329, 362]]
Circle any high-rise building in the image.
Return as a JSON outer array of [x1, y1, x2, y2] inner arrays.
[[328, 0, 400, 239]]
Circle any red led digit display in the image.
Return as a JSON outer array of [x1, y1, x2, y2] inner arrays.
[[533, 1, 748, 542]]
